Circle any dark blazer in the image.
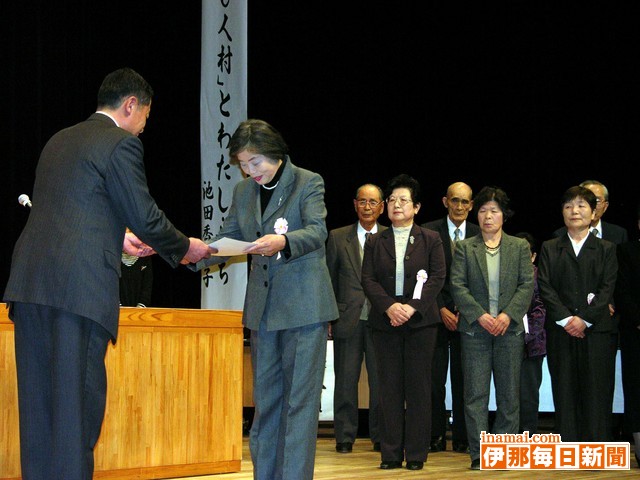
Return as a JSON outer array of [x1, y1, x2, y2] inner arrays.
[[119, 256, 153, 307], [422, 217, 480, 311], [553, 221, 629, 245], [326, 222, 387, 339], [361, 224, 446, 332], [538, 233, 618, 332], [615, 239, 640, 329], [4, 113, 189, 339], [450, 233, 534, 334], [194, 158, 338, 330]]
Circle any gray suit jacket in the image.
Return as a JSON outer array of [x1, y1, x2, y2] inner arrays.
[[326, 222, 387, 339], [194, 158, 338, 331], [450, 232, 534, 334], [4, 113, 189, 339]]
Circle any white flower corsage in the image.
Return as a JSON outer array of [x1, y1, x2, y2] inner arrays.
[[274, 217, 288, 259], [412, 269, 428, 299]]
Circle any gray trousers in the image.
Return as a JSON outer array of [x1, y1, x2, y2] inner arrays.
[[249, 321, 328, 480], [461, 327, 524, 461]]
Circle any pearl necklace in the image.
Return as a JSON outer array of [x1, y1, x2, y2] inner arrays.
[[261, 181, 279, 190]]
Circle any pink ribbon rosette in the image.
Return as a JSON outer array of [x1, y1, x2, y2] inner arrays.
[[412, 269, 428, 299], [274, 217, 288, 259]]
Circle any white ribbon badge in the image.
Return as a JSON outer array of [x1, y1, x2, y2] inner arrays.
[[274, 217, 288, 259], [413, 269, 428, 299]]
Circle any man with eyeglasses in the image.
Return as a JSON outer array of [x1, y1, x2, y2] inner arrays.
[[326, 184, 387, 454], [553, 180, 629, 244], [422, 181, 479, 454]]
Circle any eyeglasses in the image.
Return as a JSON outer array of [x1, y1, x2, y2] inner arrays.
[[356, 199, 381, 208], [386, 196, 413, 207]]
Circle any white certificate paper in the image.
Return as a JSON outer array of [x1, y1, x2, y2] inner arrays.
[[208, 237, 256, 256]]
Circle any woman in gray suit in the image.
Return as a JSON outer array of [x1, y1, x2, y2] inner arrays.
[[362, 174, 446, 471], [193, 119, 338, 480], [450, 186, 534, 470]]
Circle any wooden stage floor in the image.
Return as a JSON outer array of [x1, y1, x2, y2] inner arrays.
[[168, 431, 639, 480]]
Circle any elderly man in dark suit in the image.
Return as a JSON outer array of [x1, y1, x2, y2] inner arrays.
[[615, 203, 640, 466], [326, 183, 387, 454], [3, 67, 212, 479], [422, 181, 479, 454]]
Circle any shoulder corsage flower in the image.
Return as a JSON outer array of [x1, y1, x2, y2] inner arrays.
[[412, 269, 428, 299], [274, 217, 288, 259]]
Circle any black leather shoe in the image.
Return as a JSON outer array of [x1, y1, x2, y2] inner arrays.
[[335, 442, 352, 453], [470, 459, 480, 470], [406, 461, 424, 470], [429, 435, 446, 452], [452, 441, 469, 454], [380, 461, 402, 469], [372, 442, 381, 452]]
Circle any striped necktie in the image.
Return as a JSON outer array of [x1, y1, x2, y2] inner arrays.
[[452, 228, 460, 253]]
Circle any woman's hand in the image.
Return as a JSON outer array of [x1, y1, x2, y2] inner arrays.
[[565, 316, 586, 338], [494, 312, 511, 336], [244, 234, 286, 257], [386, 302, 415, 327], [477, 313, 497, 334]]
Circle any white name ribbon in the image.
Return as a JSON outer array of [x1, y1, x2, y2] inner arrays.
[[413, 269, 428, 299]]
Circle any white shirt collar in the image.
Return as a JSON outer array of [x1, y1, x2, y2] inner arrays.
[[95, 110, 119, 127], [447, 217, 466, 240], [568, 231, 589, 256], [357, 222, 378, 247]]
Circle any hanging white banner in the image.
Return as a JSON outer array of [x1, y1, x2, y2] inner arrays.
[[200, 0, 248, 310]]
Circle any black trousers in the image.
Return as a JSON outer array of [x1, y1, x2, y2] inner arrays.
[[12, 302, 111, 480], [431, 324, 467, 442]]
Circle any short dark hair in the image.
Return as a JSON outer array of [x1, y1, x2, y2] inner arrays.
[[561, 186, 597, 211], [97, 67, 153, 109], [473, 186, 514, 220], [385, 174, 421, 204], [228, 119, 289, 165]]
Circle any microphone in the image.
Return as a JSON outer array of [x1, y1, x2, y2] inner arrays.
[[18, 194, 32, 208]]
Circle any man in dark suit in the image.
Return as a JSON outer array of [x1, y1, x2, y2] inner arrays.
[[422, 181, 478, 454], [326, 183, 387, 454], [3, 67, 212, 479], [615, 204, 640, 465], [553, 180, 629, 244]]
